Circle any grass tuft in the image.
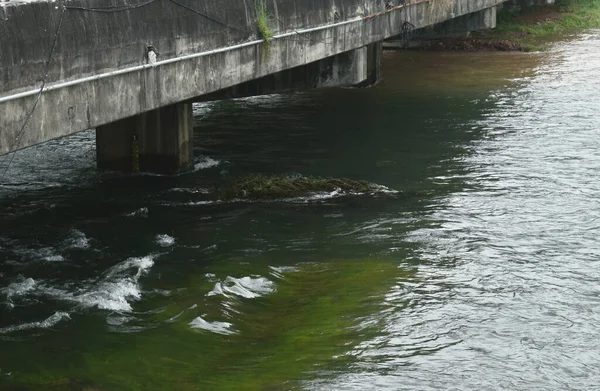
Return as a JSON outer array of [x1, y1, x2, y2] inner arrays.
[[256, 0, 274, 58], [479, 0, 600, 50]]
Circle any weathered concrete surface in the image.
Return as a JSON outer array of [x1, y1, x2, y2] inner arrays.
[[384, 6, 497, 48], [422, 6, 496, 36], [96, 102, 192, 173], [198, 46, 370, 102], [0, 0, 505, 156]]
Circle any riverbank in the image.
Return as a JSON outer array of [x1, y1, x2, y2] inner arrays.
[[409, 0, 600, 51]]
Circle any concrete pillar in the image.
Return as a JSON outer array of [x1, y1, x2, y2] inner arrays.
[[96, 102, 193, 174], [357, 41, 382, 87], [315, 47, 368, 88]]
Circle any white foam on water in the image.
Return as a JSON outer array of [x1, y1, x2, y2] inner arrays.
[[207, 276, 275, 299], [65, 229, 90, 249], [1, 255, 157, 327], [126, 207, 149, 218], [207, 282, 225, 297], [4, 278, 36, 300], [0, 311, 70, 334], [167, 187, 211, 194], [42, 255, 156, 312], [155, 234, 175, 247], [11, 245, 64, 263], [73, 280, 142, 312], [105, 255, 155, 280], [369, 184, 400, 194], [193, 157, 220, 171], [3, 278, 37, 307], [159, 200, 221, 207], [43, 255, 64, 262], [189, 316, 235, 335]]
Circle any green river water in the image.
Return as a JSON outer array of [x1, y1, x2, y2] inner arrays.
[[1, 31, 600, 390]]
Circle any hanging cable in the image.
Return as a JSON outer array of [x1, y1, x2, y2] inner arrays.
[[64, 0, 158, 13], [66, 0, 248, 32], [167, 0, 248, 32], [0, 6, 66, 181]]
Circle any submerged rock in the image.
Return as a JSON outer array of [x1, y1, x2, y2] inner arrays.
[[409, 37, 527, 52], [218, 174, 376, 200]]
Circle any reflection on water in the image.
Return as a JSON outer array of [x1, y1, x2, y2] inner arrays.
[[1, 31, 600, 390]]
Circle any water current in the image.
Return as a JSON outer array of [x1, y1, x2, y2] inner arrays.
[[1, 31, 600, 390]]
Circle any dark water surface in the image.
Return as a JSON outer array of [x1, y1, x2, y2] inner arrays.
[[1, 31, 600, 390]]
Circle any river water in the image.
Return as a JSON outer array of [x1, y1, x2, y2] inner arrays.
[[1, 31, 600, 390]]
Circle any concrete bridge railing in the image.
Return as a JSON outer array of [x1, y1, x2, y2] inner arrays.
[[0, 0, 503, 173]]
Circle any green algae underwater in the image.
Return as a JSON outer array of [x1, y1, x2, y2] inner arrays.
[[0, 41, 555, 391], [1, 258, 413, 390]]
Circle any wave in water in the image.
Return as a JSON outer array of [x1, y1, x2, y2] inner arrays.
[[0, 311, 71, 334], [193, 157, 221, 171], [3, 277, 37, 308], [189, 316, 235, 335], [71, 255, 157, 311], [9, 244, 64, 263], [64, 229, 90, 249], [155, 234, 175, 247], [224, 183, 399, 204], [3, 255, 157, 314], [207, 276, 275, 299], [126, 207, 149, 218]]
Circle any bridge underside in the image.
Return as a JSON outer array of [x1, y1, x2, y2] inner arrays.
[[96, 44, 378, 173], [0, 0, 504, 173]]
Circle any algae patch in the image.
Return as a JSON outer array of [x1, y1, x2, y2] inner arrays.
[[3, 259, 412, 391], [218, 174, 383, 201]]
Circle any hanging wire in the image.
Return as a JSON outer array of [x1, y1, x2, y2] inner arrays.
[[64, 0, 158, 12], [65, 0, 249, 32], [167, 0, 249, 32], [400, 21, 416, 43]]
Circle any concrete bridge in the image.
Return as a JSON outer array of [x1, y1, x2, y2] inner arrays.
[[1, 0, 503, 173]]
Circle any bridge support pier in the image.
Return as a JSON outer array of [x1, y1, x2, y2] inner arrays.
[[96, 102, 193, 174], [361, 42, 383, 87]]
